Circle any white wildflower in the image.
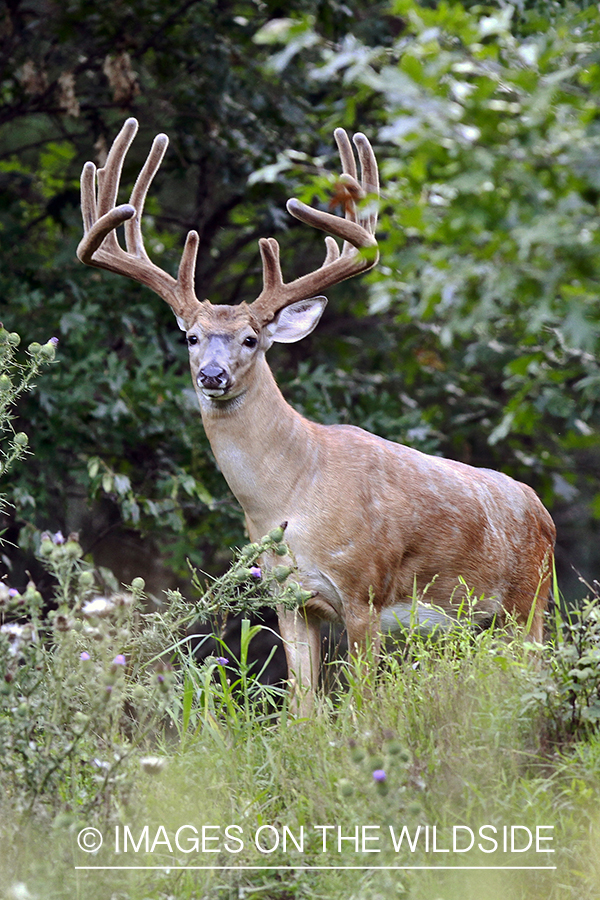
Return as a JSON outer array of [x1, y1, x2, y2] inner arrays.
[[81, 596, 115, 618], [1, 623, 36, 657], [140, 756, 166, 774]]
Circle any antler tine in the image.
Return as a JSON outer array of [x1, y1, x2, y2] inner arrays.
[[78, 120, 139, 260], [354, 132, 379, 234], [77, 163, 137, 264], [125, 131, 169, 259], [258, 238, 284, 292], [77, 118, 202, 325], [80, 160, 98, 233], [178, 230, 201, 298], [334, 127, 358, 189], [333, 127, 360, 257], [81, 119, 140, 261], [97, 117, 138, 218], [323, 235, 340, 266], [250, 128, 379, 322]]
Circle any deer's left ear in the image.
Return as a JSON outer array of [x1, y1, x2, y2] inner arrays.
[[265, 296, 327, 344]]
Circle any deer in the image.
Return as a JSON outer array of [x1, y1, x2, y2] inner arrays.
[[77, 118, 556, 713]]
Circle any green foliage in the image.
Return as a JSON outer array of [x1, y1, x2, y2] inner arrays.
[[173, 617, 284, 746], [0, 516, 304, 820], [522, 591, 600, 741], [3, 0, 600, 592], [5, 585, 600, 897], [0, 0, 394, 580], [262, 0, 600, 593], [0, 534, 178, 817]]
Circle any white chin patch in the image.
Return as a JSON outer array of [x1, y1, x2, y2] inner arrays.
[[201, 387, 228, 398]]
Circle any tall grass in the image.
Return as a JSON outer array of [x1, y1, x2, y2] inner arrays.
[[3, 589, 600, 900]]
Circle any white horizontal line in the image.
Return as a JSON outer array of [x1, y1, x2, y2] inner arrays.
[[75, 865, 557, 871]]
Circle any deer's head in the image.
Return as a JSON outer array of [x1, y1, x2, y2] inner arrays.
[[77, 118, 379, 404], [182, 297, 326, 402]]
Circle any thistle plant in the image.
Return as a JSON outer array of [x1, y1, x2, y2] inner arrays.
[[0, 516, 310, 821], [186, 522, 312, 625], [0, 326, 57, 491], [153, 524, 314, 734], [0, 531, 179, 820]]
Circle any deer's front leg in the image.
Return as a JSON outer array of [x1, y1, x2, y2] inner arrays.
[[277, 605, 321, 716]]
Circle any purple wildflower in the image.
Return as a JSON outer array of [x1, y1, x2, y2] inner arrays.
[[112, 654, 126, 666], [53, 531, 65, 545], [372, 769, 387, 783], [8, 589, 19, 598], [216, 657, 229, 666], [49, 337, 59, 346], [80, 651, 91, 661], [156, 674, 165, 683], [249, 566, 262, 578]]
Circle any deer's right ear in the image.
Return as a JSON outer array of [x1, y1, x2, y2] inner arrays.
[[265, 296, 327, 345]]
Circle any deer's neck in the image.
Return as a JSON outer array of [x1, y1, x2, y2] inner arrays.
[[196, 358, 317, 528]]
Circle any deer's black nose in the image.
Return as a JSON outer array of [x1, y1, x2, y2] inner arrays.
[[198, 365, 228, 389]]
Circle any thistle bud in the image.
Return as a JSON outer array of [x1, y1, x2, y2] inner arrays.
[[13, 432, 28, 448], [40, 340, 56, 360], [79, 570, 95, 589], [373, 769, 388, 795], [24, 583, 43, 611], [234, 567, 253, 582], [268, 524, 286, 543], [386, 740, 410, 763], [39, 538, 54, 558], [131, 577, 145, 593], [272, 565, 292, 583], [8, 332, 20, 347], [350, 746, 365, 764], [240, 543, 259, 560], [27, 341, 41, 355], [338, 779, 354, 797], [64, 539, 83, 559]]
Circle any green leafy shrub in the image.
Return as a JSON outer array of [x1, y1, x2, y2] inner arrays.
[[0, 535, 176, 818], [0, 515, 313, 821], [522, 593, 600, 742]]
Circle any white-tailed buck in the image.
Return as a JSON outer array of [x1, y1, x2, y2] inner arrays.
[[77, 118, 556, 711]]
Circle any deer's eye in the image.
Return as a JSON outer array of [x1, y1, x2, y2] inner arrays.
[[187, 334, 199, 346], [243, 336, 258, 348]]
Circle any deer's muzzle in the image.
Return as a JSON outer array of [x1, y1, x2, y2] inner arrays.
[[198, 364, 229, 394]]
